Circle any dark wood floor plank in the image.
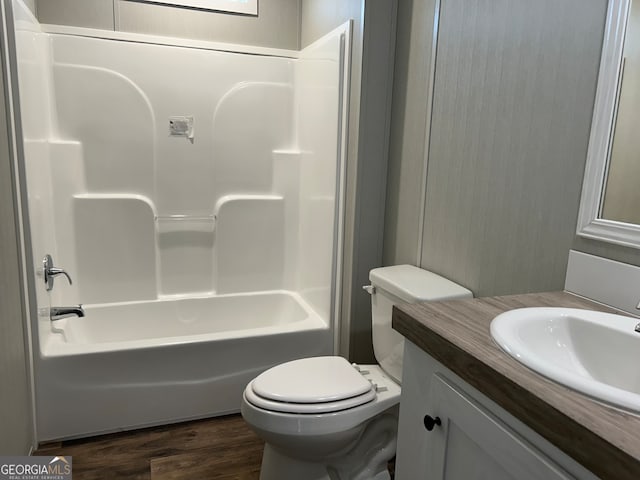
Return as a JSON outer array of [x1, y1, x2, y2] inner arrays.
[[213, 472, 261, 480], [150, 447, 262, 480], [34, 415, 264, 480], [36, 441, 62, 451]]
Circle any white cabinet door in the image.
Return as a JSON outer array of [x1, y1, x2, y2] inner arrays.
[[424, 374, 574, 480]]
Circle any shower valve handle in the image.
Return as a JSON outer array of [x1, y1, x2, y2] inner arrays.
[[48, 267, 73, 284], [43, 254, 73, 291]]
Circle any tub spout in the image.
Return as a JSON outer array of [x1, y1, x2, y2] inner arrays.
[[50, 305, 84, 321]]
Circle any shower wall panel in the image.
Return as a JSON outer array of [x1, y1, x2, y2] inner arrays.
[[53, 64, 156, 197], [15, 0, 349, 325], [73, 196, 157, 303], [294, 29, 347, 322], [215, 196, 285, 294], [14, 4, 58, 320], [48, 35, 295, 298]]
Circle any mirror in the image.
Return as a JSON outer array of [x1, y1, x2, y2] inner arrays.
[[602, 0, 640, 224], [577, 0, 640, 247]]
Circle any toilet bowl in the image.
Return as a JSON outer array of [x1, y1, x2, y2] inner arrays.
[[241, 265, 472, 480], [241, 357, 401, 480]]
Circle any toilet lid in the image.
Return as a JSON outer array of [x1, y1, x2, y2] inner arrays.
[[251, 356, 374, 404], [246, 380, 376, 414]]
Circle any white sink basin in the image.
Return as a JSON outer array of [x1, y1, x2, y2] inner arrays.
[[490, 307, 640, 413]]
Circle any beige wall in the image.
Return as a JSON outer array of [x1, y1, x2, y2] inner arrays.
[[386, 0, 607, 297], [37, 0, 300, 49], [36, 0, 115, 30], [300, 1, 362, 48], [0, 51, 34, 454], [572, 236, 640, 267]]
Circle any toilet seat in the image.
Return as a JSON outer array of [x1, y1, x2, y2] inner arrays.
[[246, 356, 377, 414], [246, 382, 376, 414]]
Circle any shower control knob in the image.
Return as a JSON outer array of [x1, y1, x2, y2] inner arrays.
[[43, 254, 73, 291], [423, 415, 441, 431]]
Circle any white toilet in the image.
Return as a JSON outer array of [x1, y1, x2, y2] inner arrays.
[[241, 265, 472, 480]]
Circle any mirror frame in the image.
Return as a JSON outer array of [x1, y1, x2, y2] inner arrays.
[[577, 0, 638, 248]]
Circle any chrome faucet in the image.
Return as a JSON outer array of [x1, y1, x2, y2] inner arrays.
[[50, 305, 84, 322]]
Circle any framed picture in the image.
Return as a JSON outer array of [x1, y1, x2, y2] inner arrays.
[[134, 0, 258, 15]]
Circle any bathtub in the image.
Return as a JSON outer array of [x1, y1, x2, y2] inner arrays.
[[36, 291, 332, 441]]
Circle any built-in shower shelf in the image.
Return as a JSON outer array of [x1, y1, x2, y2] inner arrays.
[[155, 214, 216, 221], [74, 193, 154, 203], [155, 214, 216, 234]]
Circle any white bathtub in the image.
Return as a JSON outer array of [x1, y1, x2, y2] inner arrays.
[[36, 291, 332, 440], [45, 291, 324, 354]]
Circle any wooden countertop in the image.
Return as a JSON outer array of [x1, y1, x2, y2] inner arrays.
[[392, 291, 640, 480]]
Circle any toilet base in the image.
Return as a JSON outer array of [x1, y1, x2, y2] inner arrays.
[[260, 445, 392, 480], [258, 412, 397, 480]]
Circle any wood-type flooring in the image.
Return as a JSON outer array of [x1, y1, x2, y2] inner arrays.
[[35, 413, 395, 479], [34, 414, 264, 479]]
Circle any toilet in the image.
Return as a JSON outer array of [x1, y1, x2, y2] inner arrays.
[[241, 265, 472, 480]]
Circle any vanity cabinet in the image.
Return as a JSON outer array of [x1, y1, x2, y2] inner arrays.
[[395, 341, 598, 480]]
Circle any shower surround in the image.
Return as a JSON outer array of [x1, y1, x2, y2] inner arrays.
[[13, 0, 350, 440]]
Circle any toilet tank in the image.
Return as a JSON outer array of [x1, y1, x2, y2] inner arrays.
[[368, 265, 472, 383]]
